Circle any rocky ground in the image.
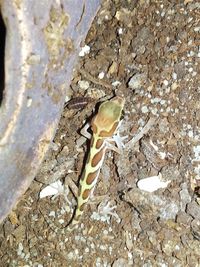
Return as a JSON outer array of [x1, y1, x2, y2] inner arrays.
[[0, 1, 200, 266]]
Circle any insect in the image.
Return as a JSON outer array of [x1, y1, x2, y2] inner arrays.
[[68, 96, 125, 231], [66, 96, 93, 110]]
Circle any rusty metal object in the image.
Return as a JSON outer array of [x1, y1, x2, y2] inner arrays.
[[0, 0, 101, 223]]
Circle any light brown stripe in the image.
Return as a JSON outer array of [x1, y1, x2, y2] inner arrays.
[[91, 148, 105, 168], [86, 171, 98, 185], [82, 189, 91, 200], [99, 121, 118, 137], [96, 138, 104, 149], [91, 120, 98, 134]]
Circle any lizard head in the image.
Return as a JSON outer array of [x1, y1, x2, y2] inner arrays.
[[92, 96, 125, 137]]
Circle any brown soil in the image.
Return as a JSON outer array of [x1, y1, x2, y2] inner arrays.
[[1, 1, 200, 266]]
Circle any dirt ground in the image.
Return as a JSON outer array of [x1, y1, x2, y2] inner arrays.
[[1, 1, 200, 266]]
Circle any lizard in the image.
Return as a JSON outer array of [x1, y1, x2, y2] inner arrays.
[[67, 96, 125, 231]]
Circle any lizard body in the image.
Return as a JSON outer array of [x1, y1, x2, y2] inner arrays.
[[68, 96, 125, 231]]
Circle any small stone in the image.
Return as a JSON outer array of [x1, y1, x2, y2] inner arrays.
[[85, 88, 105, 99], [172, 72, 177, 80], [160, 202, 179, 220], [176, 211, 192, 225], [58, 219, 65, 224], [13, 225, 26, 241], [108, 61, 118, 75], [162, 239, 177, 256], [67, 251, 74, 260], [193, 145, 200, 161], [98, 72, 105, 79], [188, 67, 193, 72], [159, 118, 169, 133], [186, 201, 200, 220], [151, 107, 158, 115], [194, 26, 200, 32], [163, 80, 169, 86], [171, 82, 178, 90], [27, 97, 32, 107], [141, 106, 149, 113], [49, 211, 56, 217], [17, 243, 23, 256], [112, 258, 129, 267], [85, 247, 89, 253], [8, 211, 19, 225], [79, 45, 90, 57], [191, 218, 200, 234], [128, 73, 147, 90], [192, 71, 197, 77], [78, 80, 90, 90], [115, 8, 132, 26], [118, 28, 123, 34], [125, 231, 133, 250], [112, 81, 121, 87], [137, 174, 171, 192], [188, 130, 193, 138], [179, 183, 192, 211]]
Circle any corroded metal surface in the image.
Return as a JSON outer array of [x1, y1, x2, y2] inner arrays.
[[0, 0, 101, 222]]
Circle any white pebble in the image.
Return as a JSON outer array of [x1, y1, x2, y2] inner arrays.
[[17, 243, 23, 256], [79, 45, 90, 57], [188, 130, 193, 138], [151, 108, 158, 115], [49, 211, 56, 217], [58, 219, 65, 224], [78, 80, 90, 90], [161, 11, 165, 17], [141, 106, 149, 113], [112, 80, 121, 87], [98, 72, 105, 79], [172, 72, 177, 80], [192, 71, 197, 77], [128, 73, 146, 89], [65, 95, 71, 102], [163, 80, 169, 86], [103, 230, 108, 235], [39, 180, 64, 198], [85, 247, 90, 253], [67, 251, 74, 260], [137, 174, 171, 192], [194, 26, 200, 32], [118, 28, 123, 34], [188, 51, 195, 57], [160, 99, 166, 105], [27, 98, 32, 107], [188, 67, 193, 72]]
